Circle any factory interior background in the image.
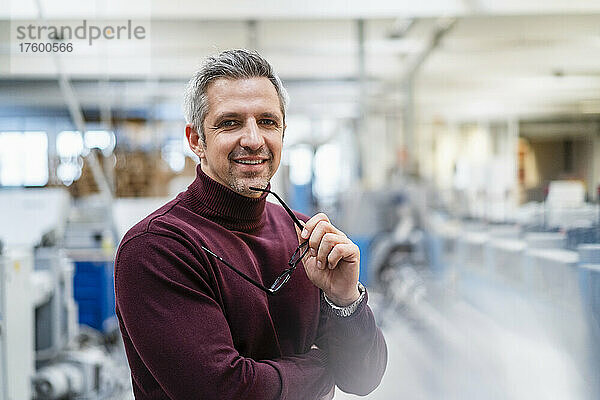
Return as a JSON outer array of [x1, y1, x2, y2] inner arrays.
[[1, 1, 600, 399]]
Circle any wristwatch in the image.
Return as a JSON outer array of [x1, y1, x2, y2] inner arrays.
[[323, 282, 366, 317]]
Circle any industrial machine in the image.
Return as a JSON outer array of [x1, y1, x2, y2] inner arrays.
[[0, 189, 130, 400], [1, 246, 35, 400]]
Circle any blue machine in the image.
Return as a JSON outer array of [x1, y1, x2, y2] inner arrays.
[[72, 257, 115, 333]]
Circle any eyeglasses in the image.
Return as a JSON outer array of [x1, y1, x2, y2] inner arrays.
[[200, 187, 309, 295]]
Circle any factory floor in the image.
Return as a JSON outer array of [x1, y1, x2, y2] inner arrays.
[[335, 271, 599, 400], [112, 270, 599, 400]]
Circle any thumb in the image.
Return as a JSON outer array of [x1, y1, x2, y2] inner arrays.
[[294, 223, 304, 245]]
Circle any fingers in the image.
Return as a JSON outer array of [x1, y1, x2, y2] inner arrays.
[[300, 213, 330, 240], [326, 242, 360, 269], [316, 233, 346, 269], [311, 220, 344, 251], [300, 212, 357, 270]]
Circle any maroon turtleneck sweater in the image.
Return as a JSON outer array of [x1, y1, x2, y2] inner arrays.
[[115, 166, 387, 400]]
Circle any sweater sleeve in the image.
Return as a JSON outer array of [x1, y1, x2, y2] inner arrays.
[[115, 232, 334, 400], [315, 290, 387, 396]]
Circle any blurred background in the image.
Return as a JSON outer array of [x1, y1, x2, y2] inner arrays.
[[1, 1, 600, 399]]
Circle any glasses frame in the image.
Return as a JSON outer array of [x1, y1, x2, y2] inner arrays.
[[200, 186, 309, 295]]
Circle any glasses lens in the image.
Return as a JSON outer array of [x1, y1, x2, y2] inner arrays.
[[290, 241, 309, 265], [270, 270, 292, 293]]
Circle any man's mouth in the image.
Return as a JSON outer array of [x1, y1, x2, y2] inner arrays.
[[232, 158, 268, 165]]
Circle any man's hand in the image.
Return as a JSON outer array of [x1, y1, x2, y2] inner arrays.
[[296, 213, 360, 306]]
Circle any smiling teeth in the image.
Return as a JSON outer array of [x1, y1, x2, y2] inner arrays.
[[236, 160, 264, 165]]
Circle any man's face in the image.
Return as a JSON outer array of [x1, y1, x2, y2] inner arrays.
[[187, 77, 285, 198]]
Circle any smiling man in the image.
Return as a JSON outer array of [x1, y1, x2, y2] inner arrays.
[[115, 49, 387, 400], [191, 76, 283, 197]]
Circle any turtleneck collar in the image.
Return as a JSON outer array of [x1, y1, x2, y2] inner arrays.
[[181, 164, 269, 232]]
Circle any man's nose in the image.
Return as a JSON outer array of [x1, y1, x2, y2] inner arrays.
[[239, 119, 265, 150]]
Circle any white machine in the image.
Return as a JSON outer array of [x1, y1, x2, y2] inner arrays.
[[1, 246, 36, 400], [0, 188, 131, 400]]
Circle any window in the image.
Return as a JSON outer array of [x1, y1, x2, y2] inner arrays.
[[56, 130, 84, 158], [287, 145, 313, 186], [56, 130, 84, 185], [313, 143, 341, 200], [0, 131, 48, 187], [162, 137, 187, 172], [85, 130, 115, 155]]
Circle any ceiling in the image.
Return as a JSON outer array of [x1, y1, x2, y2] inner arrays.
[[3, 0, 600, 19], [1, 1, 600, 124]]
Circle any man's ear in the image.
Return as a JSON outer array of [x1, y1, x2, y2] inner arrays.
[[185, 124, 205, 160]]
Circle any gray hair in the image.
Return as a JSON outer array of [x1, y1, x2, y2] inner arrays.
[[183, 49, 289, 143]]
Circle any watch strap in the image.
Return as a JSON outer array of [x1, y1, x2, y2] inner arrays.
[[323, 282, 366, 317]]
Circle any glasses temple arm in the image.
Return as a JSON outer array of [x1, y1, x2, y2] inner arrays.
[[249, 186, 305, 231], [201, 245, 275, 295]]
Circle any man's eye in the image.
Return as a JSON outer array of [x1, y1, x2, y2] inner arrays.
[[259, 119, 277, 126], [220, 120, 238, 128]]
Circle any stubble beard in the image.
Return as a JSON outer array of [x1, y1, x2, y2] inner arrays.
[[226, 160, 275, 197]]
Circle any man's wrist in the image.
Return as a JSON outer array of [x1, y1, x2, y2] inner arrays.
[[323, 282, 366, 317], [325, 287, 361, 307]]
